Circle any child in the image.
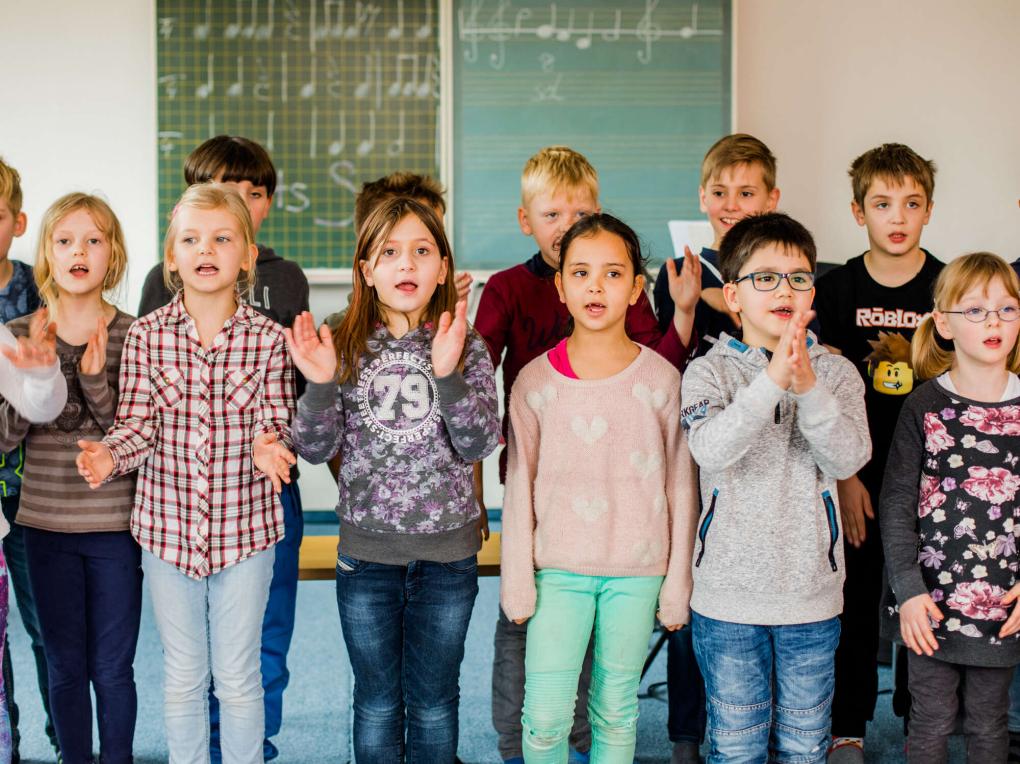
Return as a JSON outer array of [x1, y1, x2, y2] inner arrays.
[[137, 135, 307, 762], [880, 253, 1020, 763], [653, 133, 780, 354], [287, 197, 499, 762], [500, 212, 698, 762], [474, 145, 700, 764], [0, 156, 60, 761], [76, 183, 296, 764], [0, 192, 139, 764], [651, 132, 780, 763], [681, 212, 870, 762], [813, 143, 943, 760]]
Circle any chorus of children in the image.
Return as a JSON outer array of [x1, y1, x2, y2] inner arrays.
[[0, 131, 1017, 764]]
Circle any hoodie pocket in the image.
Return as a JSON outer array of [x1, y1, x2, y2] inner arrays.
[[822, 490, 839, 572], [695, 488, 719, 568]]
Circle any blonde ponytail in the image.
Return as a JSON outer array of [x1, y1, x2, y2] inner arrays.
[[911, 314, 954, 381]]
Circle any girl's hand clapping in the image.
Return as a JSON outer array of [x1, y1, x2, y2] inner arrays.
[[284, 312, 338, 384], [431, 300, 468, 378], [79, 316, 108, 376], [1, 308, 58, 369]]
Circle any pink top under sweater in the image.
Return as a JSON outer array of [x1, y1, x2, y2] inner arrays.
[[500, 345, 699, 626]]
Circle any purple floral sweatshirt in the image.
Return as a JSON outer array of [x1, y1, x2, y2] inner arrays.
[[880, 379, 1020, 667], [292, 324, 500, 565]]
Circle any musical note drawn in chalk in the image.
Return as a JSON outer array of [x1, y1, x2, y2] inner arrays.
[[255, 0, 275, 40], [253, 56, 271, 102], [346, 3, 381, 39], [227, 57, 245, 97], [536, 3, 557, 39], [225, 0, 243, 38], [195, 54, 215, 99], [636, 0, 662, 64], [356, 111, 376, 157], [601, 9, 621, 42], [416, 1, 433, 39], [159, 17, 176, 40], [387, 110, 406, 156], [328, 111, 347, 157], [555, 7, 575, 42], [354, 51, 383, 109], [193, 0, 211, 39], [300, 58, 317, 98], [158, 131, 183, 157], [576, 11, 594, 49], [388, 0, 404, 39], [241, 0, 258, 39], [158, 73, 186, 100], [326, 55, 344, 99], [418, 53, 439, 98], [389, 53, 419, 97]]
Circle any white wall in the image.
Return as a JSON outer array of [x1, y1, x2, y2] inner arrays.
[[3, 0, 1018, 510], [736, 0, 1020, 262], [0, 1, 158, 309]]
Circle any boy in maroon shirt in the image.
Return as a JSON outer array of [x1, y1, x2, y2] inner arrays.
[[475, 145, 699, 763]]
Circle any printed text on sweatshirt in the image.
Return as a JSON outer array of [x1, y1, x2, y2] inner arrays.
[[500, 346, 699, 626]]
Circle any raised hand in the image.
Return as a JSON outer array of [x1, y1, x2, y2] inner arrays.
[[253, 432, 297, 494], [284, 312, 338, 384], [432, 299, 468, 378], [787, 310, 817, 395], [79, 316, 108, 376], [77, 439, 114, 488], [666, 246, 702, 315], [2, 308, 58, 369], [454, 271, 473, 303], [899, 593, 942, 656]]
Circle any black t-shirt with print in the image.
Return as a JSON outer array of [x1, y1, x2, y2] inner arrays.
[[814, 250, 944, 498]]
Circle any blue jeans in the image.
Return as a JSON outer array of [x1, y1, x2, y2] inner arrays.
[[692, 611, 840, 764], [24, 528, 142, 764], [335, 553, 478, 764], [210, 482, 303, 761], [144, 547, 275, 764]]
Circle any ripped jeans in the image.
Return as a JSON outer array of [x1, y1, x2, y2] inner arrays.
[[691, 611, 840, 764], [521, 570, 662, 764]]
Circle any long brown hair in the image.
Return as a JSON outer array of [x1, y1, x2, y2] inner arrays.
[[912, 252, 1020, 379], [333, 197, 459, 385]]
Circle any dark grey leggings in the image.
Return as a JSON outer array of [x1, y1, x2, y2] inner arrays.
[[907, 651, 1015, 764]]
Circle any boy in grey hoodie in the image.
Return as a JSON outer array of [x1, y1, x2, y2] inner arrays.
[[680, 213, 871, 763]]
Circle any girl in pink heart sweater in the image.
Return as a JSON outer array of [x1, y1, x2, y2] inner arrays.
[[501, 213, 699, 763]]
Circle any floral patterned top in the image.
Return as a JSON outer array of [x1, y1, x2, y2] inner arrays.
[[292, 324, 500, 566], [880, 379, 1020, 667]]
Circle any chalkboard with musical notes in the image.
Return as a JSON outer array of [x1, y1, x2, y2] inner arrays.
[[453, 0, 732, 269], [156, 0, 439, 269]]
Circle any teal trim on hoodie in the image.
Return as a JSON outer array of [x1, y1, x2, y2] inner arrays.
[[680, 331, 871, 625]]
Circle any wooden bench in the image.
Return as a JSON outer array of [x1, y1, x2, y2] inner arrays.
[[298, 532, 502, 580]]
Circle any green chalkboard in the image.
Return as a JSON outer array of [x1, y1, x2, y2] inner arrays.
[[156, 0, 440, 269], [453, 0, 732, 269]]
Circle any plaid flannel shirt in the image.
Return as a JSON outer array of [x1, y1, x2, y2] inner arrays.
[[105, 295, 295, 579]]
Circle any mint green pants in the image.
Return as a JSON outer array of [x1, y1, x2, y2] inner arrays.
[[522, 569, 663, 764]]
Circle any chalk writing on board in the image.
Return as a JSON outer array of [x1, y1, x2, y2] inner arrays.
[[158, 0, 439, 264], [459, 0, 722, 68]]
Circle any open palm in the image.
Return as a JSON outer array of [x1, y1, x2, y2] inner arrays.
[[284, 311, 338, 384], [432, 300, 468, 378]]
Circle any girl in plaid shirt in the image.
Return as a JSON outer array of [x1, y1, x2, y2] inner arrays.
[[77, 184, 296, 764], [287, 197, 500, 763]]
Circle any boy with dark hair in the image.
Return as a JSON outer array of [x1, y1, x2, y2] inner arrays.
[[814, 143, 943, 763], [138, 135, 309, 763], [682, 211, 870, 763]]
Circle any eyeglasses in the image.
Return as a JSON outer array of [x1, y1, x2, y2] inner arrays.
[[942, 306, 1020, 323], [732, 271, 815, 292]]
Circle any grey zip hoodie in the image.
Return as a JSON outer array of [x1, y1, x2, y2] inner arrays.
[[680, 332, 871, 625]]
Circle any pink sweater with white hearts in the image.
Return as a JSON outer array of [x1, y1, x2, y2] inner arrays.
[[500, 346, 699, 626]]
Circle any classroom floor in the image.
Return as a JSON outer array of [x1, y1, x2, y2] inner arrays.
[[5, 557, 962, 762]]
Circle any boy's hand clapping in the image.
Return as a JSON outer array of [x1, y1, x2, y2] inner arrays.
[[1, 308, 58, 369], [76, 439, 114, 488], [79, 316, 108, 376], [253, 432, 297, 494], [284, 312, 338, 385], [767, 310, 816, 393], [900, 593, 943, 656], [432, 300, 468, 378]]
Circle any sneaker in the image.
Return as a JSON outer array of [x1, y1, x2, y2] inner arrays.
[[672, 739, 702, 763], [827, 737, 864, 763], [263, 738, 279, 761]]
